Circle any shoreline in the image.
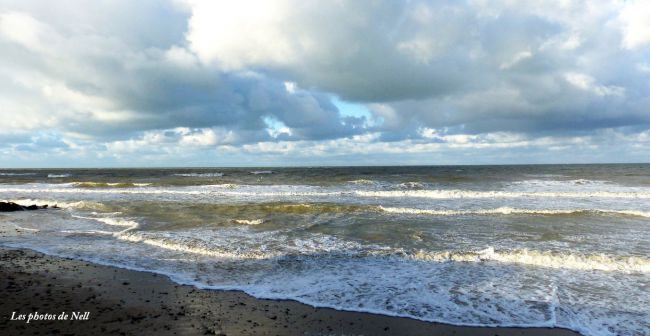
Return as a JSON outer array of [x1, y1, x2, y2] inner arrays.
[[0, 247, 582, 336]]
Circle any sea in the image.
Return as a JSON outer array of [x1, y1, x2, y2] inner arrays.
[[1, 164, 649, 336]]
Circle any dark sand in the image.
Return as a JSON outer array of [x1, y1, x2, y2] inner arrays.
[[0, 248, 581, 336]]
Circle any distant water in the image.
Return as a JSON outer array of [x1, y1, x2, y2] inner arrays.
[[1, 165, 649, 336]]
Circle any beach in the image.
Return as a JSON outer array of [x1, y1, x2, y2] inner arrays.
[[1, 247, 581, 336]]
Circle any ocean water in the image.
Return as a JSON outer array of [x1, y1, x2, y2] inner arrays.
[[1, 164, 649, 336]]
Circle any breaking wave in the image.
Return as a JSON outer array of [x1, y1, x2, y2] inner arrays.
[[234, 219, 264, 225], [47, 173, 71, 178], [71, 215, 139, 231], [409, 247, 650, 274], [4, 184, 650, 199], [5, 198, 107, 210], [348, 179, 378, 185], [115, 232, 272, 259], [398, 182, 425, 189], [379, 206, 650, 218], [73, 182, 151, 188], [172, 173, 224, 177], [355, 189, 650, 199]]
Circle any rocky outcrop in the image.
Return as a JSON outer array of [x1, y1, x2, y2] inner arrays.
[[0, 202, 53, 212]]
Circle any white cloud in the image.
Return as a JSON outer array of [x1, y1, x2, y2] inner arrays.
[[0, 11, 50, 51], [619, 0, 650, 49], [564, 72, 625, 97], [186, 0, 298, 69], [283, 81, 297, 94], [178, 128, 219, 147]]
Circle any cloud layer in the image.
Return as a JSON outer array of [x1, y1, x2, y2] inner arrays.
[[0, 0, 649, 166]]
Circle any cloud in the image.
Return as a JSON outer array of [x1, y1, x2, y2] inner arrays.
[[0, 0, 649, 166], [619, 0, 650, 50], [0, 7, 365, 148], [185, 0, 650, 137], [186, 0, 475, 102]]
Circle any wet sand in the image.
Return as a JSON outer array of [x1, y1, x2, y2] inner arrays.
[[0, 247, 581, 336]]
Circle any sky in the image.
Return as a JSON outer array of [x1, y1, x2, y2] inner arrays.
[[0, 0, 649, 167]]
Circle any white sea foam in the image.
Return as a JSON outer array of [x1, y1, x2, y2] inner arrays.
[[6, 198, 106, 210], [73, 181, 151, 187], [250, 170, 273, 175], [60, 229, 115, 235], [409, 247, 650, 274], [4, 184, 650, 199], [378, 206, 650, 218], [0, 172, 36, 176], [512, 179, 609, 187], [201, 183, 239, 189], [105, 225, 377, 261], [398, 181, 425, 189], [355, 189, 650, 199], [0, 185, 335, 197], [348, 179, 378, 185], [95, 217, 140, 228], [13, 225, 40, 232], [234, 219, 264, 225], [80, 217, 650, 274], [47, 173, 71, 178], [6, 240, 645, 336], [0, 186, 206, 195], [115, 231, 279, 259], [4, 220, 648, 336], [71, 215, 139, 230], [173, 173, 224, 177]]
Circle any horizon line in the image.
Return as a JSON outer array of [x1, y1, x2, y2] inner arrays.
[[1, 162, 649, 170]]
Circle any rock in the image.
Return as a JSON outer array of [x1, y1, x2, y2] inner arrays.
[[0, 202, 49, 212], [0, 202, 24, 212]]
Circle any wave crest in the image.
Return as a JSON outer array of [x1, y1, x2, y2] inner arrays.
[[73, 182, 151, 188], [47, 174, 71, 178], [378, 206, 650, 218], [6, 198, 107, 210], [173, 173, 224, 177], [234, 219, 264, 225], [116, 232, 278, 259], [356, 189, 650, 199], [409, 247, 650, 273]]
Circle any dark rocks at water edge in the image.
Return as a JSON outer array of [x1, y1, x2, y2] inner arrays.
[[0, 202, 57, 212]]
